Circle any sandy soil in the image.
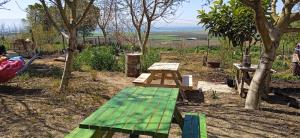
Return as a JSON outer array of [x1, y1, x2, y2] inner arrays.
[[0, 53, 299, 138]]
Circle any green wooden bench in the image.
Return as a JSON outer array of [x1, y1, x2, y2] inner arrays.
[[65, 127, 114, 138], [65, 127, 96, 138], [182, 113, 207, 138]]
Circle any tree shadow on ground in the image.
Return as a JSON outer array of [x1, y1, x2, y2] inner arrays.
[[263, 94, 300, 109], [0, 85, 44, 96], [23, 63, 63, 79], [183, 90, 204, 105]]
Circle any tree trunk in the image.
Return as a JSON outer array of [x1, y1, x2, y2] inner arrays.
[[245, 42, 278, 109], [59, 29, 76, 92], [141, 22, 152, 55], [100, 27, 107, 45], [83, 35, 86, 45], [136, 28, 143, 53]]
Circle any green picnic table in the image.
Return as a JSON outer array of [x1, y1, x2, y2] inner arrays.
[[68, 87, 183, 138]]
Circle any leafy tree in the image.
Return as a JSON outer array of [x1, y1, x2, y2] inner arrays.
[[239, 0, 300, 109], [77, 1, 99, 43], [25, 3, 58, 45], [198, 0, 259, 53], [40, 0, 95, 92]]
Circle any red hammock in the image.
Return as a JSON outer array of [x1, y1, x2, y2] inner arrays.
[[0, 56, 25, 83]]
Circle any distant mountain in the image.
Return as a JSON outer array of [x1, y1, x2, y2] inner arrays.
[[0, 18, 205, 33], [151, 26, 204, 32]]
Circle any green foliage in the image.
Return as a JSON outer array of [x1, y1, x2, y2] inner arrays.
[[141, 49, 160, 72], [273, 73, 300, 81], [74, 46, 121, 71], [77, 1, 99, 37], [198, 0, 259, 47], [272, 60, 290, 71]]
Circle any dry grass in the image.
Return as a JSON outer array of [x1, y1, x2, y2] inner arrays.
[[0, 53, 299, 138]]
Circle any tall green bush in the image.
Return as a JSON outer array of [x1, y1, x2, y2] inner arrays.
[[141, 50, 160, 72], [74, 46, 121, 71]]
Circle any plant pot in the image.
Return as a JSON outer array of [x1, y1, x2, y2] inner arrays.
[[207, 61, 221, 68], [226, 78, 235, 88]]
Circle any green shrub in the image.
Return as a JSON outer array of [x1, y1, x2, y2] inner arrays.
[[74, 46, 121, 71], [114, 54, 125, 72], [141, 50, 160, 72], [272, 60, 289, 71], [272, 73, 300, 81]]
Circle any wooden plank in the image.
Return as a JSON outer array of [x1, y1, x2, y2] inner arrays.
[[148, 63, 180, 71], [90, 87, 144, 130], [133, 73, 151, 84], [145, 88, 172, 137], [157, 88, 179, 135], [161, 73, 166, 85], [182, 115, 192, 138], [191, 115, 200, 138], [200, 114, 207, 138], [120, 87, 160, 134], [80, 87, 138, 129], [65, 127, 95, 138], [133, 88, 178, 136]]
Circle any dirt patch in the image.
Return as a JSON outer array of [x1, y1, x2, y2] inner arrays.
[[0, 54, 299, 138]]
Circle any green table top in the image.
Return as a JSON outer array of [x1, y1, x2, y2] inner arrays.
[[79, 87, 179, 138]]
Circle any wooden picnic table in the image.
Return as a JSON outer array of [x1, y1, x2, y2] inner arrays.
[[78, 87, 183, 138], [147, 63, 183, 87], [233, 63, 275, 98]]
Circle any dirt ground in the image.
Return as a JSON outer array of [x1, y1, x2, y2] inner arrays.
[[0, 53, 299, 138]]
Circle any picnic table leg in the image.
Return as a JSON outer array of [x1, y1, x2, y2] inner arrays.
[[173, 107, 183, 130], [146, 72, 156, 84], [172, 72, 187, 101], [129, 134, 139, 138], [161, 72, 166, 85], [234, 69, 240, 90], [94, 130, 114, 138], [240, 71, 246, 98], [176, 71, 183, 82]]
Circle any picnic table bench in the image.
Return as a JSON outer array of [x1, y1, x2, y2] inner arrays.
[[65, 87, 207, 138], [133, 63, 194, 101], [133, 63, 193, 90]]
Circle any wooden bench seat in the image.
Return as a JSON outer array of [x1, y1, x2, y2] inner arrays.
[[182, 113, 207, 138], [182, 75, 193, 89], [65, 127, 96, 138], [132, 73, 151, 85]]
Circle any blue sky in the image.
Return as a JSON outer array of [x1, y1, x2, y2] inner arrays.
[[0, 0, 204, 27]]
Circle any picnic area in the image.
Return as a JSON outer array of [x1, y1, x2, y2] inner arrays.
[[1, 0, 300, 138]]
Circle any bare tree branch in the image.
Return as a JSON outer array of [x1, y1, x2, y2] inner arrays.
[[0, 0, 10, 10]]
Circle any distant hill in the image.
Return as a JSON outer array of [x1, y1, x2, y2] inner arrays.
[[151, 26, 204, 32], [0, 18, 205, 33]]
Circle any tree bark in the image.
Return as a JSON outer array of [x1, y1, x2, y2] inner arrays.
[[100, 27, 107, 45], [59, 29, 76, 92], [136, 28, 144, 53], [141, 22, 152, 54], [245, 42, 278, 109]]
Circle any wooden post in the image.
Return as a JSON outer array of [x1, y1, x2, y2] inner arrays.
[[98, 36, 100, 45], [173, 107, 183, 130]]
